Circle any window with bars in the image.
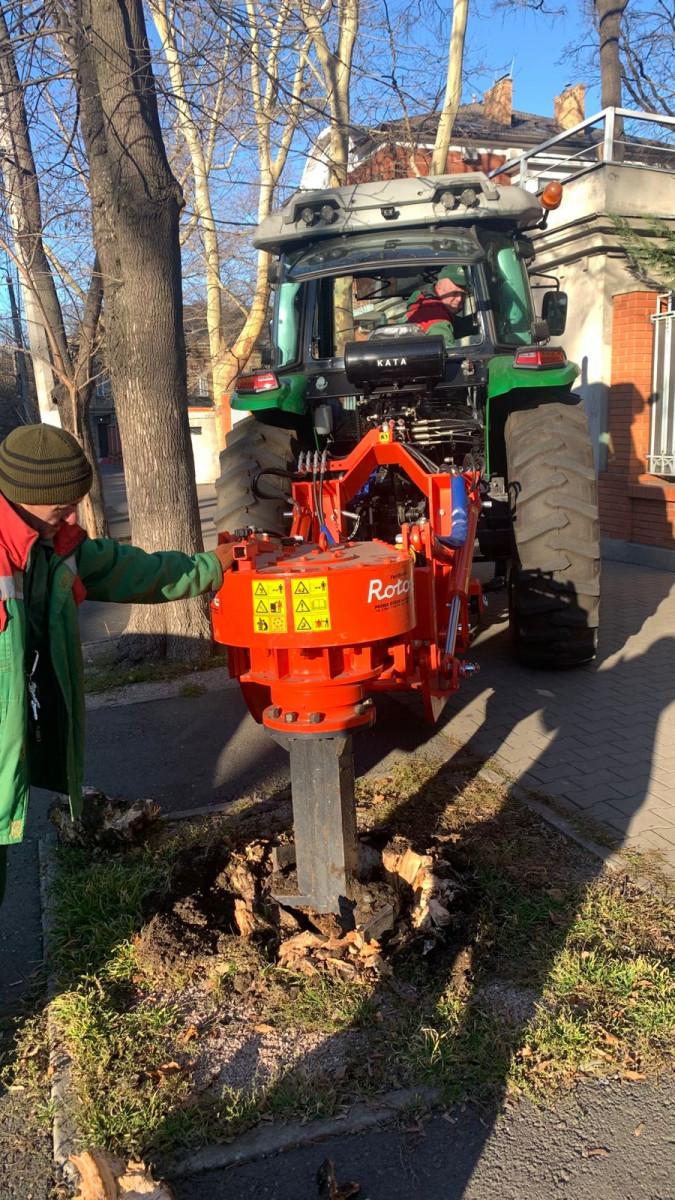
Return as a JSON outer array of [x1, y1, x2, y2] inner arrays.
[[648, 293, 675, 478]]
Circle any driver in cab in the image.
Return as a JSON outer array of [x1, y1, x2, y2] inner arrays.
[[405, 266, 477, 346]]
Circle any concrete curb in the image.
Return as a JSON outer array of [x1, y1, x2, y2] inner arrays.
[[168, 1086, 441, 1178], [85, 667, 236, 711], [37, 839, 80, 1187]]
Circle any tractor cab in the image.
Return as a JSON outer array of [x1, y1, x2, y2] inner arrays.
[[232, 175, 563, 456]]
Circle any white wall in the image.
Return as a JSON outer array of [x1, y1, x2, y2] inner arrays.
[[531, 164, 675, 471], [189, 408, 220, 485]]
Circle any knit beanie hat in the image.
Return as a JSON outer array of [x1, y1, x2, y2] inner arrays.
[[437, 264, 466, 286], [0, 424, 93, 505]]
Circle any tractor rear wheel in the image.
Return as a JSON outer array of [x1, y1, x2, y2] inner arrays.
[[505, 399, 600, 668], [214, 416, 294, 536]]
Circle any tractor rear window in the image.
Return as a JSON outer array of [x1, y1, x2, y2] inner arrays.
[[286, 231, 482, 280], [307, 271, 480, 360], [309, 266, 483, 359]]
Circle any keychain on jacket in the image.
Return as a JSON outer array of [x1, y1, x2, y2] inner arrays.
[[28, 650, 42, 743]]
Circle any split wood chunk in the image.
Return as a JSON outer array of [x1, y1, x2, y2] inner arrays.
[[70, 1150, 175, 1199], [382, 845, 453, 931]]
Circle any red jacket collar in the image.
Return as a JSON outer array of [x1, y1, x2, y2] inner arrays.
[[0, 491, 86, 569], [0, 491, 39, 570], [54, 521, 87, 558]]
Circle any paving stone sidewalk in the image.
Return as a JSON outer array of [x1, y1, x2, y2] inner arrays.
[[439, 560, 675, 869]]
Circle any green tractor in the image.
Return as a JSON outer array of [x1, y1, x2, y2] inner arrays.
[[216, 173, 600, 668]]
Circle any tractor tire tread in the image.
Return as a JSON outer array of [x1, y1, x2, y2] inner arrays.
[[214, 416, 294, 535], [506, 400, 600, 669]]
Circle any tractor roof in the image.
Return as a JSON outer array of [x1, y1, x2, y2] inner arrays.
[[254, 173, 544, 255]]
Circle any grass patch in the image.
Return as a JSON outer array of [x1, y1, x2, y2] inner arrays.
[[84, 654, 228, 695], [32, 754, 675, 1163]]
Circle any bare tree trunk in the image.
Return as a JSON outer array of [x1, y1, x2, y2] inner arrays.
[[430, 0, 470, 175], [0, 5, 108, 540], [300, 0, 360, 186], [596, 0, 628, 161], [79, 395, 108, 539], [149, 0, 225, 428], [69, 0, 210, 661], [72, 259, 108, 538], [0, 8, 71, 400]]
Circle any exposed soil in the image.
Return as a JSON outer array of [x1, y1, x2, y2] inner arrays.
[[136, 825, 469, 988]]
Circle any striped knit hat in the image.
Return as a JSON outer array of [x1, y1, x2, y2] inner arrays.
[[0, 424, 93, 505]]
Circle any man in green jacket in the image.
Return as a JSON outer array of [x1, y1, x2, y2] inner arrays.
[[0, 423, 233, 903]]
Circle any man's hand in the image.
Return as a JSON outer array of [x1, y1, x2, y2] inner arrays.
[[213, 542, 236, 573]]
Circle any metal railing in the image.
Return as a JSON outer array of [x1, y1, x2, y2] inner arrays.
[[649, 293, 675, 478], [489, 107, 675, 190]]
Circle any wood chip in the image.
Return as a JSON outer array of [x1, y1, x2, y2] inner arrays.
[[70, 1151, 176, 1199], [582, 1146, 609, 1159], [233, 897, 257, 938]]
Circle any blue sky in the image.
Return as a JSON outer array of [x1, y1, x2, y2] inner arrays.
[[465, 0, 600, 118]]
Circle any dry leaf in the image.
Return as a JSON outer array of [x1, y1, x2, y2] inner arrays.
[[600, 1030, 620, 1046], [582, 1146, 609, 1159], [634, 1123, 645, 1137], [146, 1061, 182, 1084], [622, 1070, 646, 1082], [254, 1023, 275, 1034], [316, 1157, 361, 1199], [180, 1025, 199, 1044], [548, 909, 567, 926], [278, 931, 325, 961]]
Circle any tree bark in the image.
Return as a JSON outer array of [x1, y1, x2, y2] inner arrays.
[[0, 6, 108, 536], [596, 0, 628, 161], [300, 0, 359, 187], [68, 0, 210, 661]]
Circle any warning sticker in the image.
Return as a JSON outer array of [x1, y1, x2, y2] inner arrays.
[[251, 579, 287, 634], [291, 576, 331, 632]]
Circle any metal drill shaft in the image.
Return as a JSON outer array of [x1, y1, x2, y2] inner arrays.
[[272, 732, 358, 914]]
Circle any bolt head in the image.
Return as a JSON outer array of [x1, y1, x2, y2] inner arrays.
[[268, 706, 282, 719], [284, 711, 299, 723]]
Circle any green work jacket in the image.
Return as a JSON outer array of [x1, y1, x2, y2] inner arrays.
[[0, 491, 223, 849]]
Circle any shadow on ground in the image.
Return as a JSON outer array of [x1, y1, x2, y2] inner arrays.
[[1, 561, 673, 1200]]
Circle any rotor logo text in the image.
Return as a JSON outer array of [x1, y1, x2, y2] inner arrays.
[[367, 577, 411, 603]]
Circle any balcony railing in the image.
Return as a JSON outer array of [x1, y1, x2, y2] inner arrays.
[[649, 294, 675, 479], [489, 107, 675, 190]]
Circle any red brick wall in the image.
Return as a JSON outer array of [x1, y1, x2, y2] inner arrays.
[[349, 146, 509, 184], [599, 291, 675, 550]]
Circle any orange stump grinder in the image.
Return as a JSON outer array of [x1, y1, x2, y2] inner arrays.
[[210, 172, 601, 914], [212, 422, 482, 915]]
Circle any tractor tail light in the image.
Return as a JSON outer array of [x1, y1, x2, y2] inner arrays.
[[540, 181, 563, 210], [236, 371, 280, 393], [514, 348, 567, 369]]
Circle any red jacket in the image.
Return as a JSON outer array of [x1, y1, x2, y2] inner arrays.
[[406, 292, 455, 334]]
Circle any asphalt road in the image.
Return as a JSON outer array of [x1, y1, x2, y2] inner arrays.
[[172, 1077, 675, 1200]]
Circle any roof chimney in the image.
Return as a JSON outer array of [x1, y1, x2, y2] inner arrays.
[[483, 75, 512, 126], [554, 84, 585, 130]]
